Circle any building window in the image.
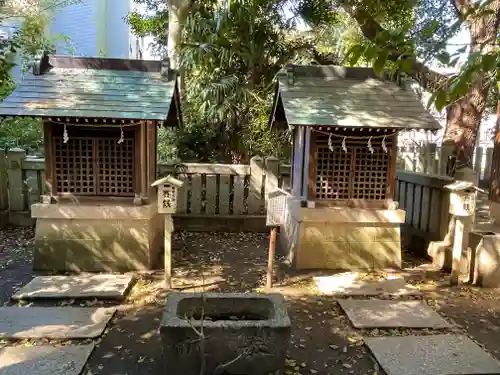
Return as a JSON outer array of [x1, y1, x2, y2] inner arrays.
[[313, 133, 392, 200], [53, 125, 135, 197]]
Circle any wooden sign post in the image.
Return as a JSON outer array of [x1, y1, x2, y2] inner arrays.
[[450, 216, 464, 286], [164, 215, 174, 289], [151, 175, 184, 289], [266, 226, 278, 289]]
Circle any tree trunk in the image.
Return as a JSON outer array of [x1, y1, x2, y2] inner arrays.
[[443, 79, 489, 171], [167, 0, 191, 98], [443, 0, 500, 173]]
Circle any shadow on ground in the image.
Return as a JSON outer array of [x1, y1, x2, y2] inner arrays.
[[2, 228, 500, 375]]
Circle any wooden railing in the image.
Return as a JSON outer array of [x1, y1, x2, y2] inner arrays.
[[0, 149, 456, 246], [157, 158, 291, 216], [397, 144, 493, 188], [0, 150, 292, 225], [395, 170, 454, 250]]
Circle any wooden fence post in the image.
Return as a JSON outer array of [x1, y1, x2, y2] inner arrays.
[[7, 148, 26, 212], [0, 150, 8, 211], [474, 147, 484, 173], [404, 147, 414, 171], [264, 157, 279, 202], [423, 143, 437, 174], [248, 156, 264, 214], [484, 147, 494, 181]]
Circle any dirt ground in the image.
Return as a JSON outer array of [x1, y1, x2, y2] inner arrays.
[[2, 228, 500, 375]]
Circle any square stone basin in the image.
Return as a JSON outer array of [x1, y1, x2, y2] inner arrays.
[[160, 292, 291, 375]]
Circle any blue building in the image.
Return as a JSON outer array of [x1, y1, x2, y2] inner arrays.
[[1, 0, 146, 83], [49, 0, 143, 59]]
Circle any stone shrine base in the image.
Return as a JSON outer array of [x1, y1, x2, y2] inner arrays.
[[31, 203, 163, 272], [282, 204, 406, 270]]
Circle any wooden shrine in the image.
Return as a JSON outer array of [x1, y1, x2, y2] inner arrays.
[[269, 65, 441, 270], [0, 54, 182, 272]]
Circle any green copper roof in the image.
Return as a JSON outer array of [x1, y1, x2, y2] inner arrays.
[[0, 55, 181, 124], [271, 65, 441, 131]]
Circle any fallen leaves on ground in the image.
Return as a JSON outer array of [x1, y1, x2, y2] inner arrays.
[[1, 229, 500, 375]]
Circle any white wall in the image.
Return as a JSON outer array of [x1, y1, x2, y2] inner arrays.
[[50, 0, 136, 58], [50, 0, 98, 56], [106, 0, 134, 58]]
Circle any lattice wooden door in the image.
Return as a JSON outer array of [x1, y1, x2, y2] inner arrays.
[[315, 141, 352, 199], [54, 137, 95, 195], [96, 138, 135, 196], [53, 135, 135, 196], [312, 134, 392, 201]]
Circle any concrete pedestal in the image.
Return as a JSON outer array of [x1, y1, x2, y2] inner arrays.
[[281, 201, 405, 270], [471, 231, 500, 287], [31, 203, 163, 272]]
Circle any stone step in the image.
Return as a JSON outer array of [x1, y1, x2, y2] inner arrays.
[[313, 273, 421, 296], [12, 274, 134, 301], [0, 307, 116, 339], [400, 264, 442, 281], [0, 343, 95, 375], [338, 299, 451, 329], [365, 334, 500, 375]]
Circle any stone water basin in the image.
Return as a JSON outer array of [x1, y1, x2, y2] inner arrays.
[[160, 292, 291, 375]]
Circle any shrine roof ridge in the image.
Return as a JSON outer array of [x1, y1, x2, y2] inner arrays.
[[270, 64, 442, 132], [35, 55, 169, 75], [0, 54, 182, 124], [282, 64, 397, 82]]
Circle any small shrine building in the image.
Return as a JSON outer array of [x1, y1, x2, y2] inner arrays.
[[270, 65, 441, 270], [0, 54, 182, 272]]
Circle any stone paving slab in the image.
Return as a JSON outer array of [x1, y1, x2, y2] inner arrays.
[[338, 300, 451, 328], [11, 274, 134, 300], [0, 307, 116, 339], [364, 334, 500, 375], [314, 274, 421, 296], [0, 343, 95, 375]]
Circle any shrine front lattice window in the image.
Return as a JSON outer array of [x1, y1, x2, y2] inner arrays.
[[53, 125, 135, 197], [313, 133, 393, 201], [54, 137, 95, 195], [97, 138, 135, 196]]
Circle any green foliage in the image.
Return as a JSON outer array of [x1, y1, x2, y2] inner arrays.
[[334, 0, 500, 114], [0, 117, 43, 151], [178, 0, 313, 162], [129, 0, 322, 162], [294, 0, 339, 26], [0, 4, 63, 152], [126, 6, 169, 56]]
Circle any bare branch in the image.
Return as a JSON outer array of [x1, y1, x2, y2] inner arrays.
[[211, 347, 252, 375], [451, 0, 472, 18], [183, 272, 207, 375], [199, 277, 206, 375], [184, 313, 203, 337]]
